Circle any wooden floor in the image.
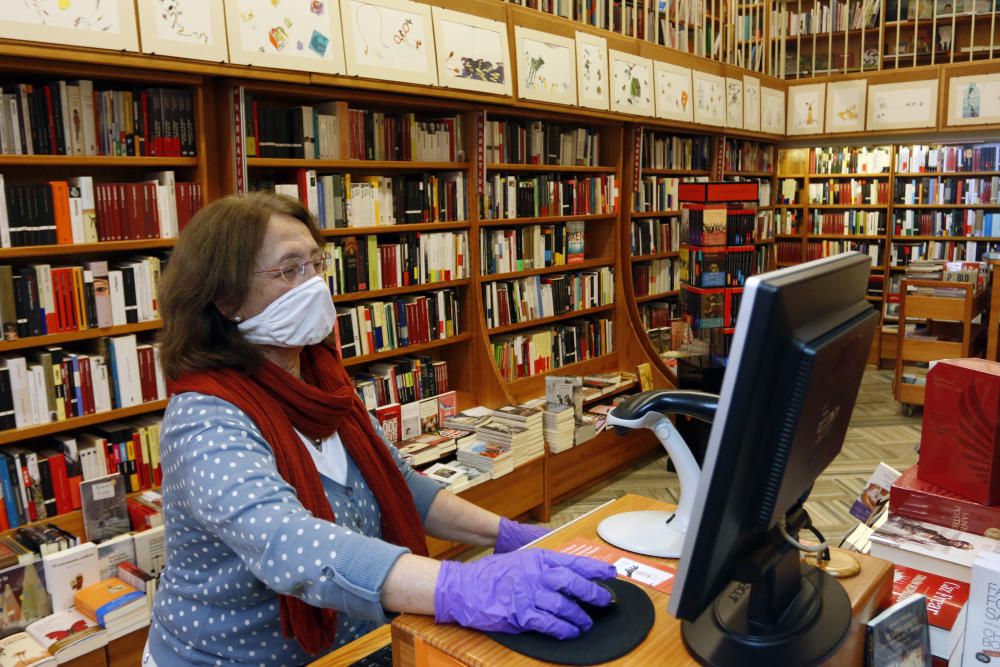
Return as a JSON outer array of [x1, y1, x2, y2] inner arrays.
[[545, 366, 921, 546]]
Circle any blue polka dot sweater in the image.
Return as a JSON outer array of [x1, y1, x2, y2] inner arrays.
[[146, 392, 444, 666]]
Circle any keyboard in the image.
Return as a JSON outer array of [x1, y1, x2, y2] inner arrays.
[[350, 643, 393, 667]]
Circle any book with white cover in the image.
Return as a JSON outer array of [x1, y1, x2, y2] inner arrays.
[[132, 525, 166, 576], [870, 515, 997, 583], [96, 533, 135, 581], [41, 543, 99, 613], [26, 608, 106, 664]]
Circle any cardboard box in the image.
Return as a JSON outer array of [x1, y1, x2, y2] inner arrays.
[[918, 359, 1000, 505]]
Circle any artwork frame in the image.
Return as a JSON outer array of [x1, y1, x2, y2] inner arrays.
[[514, 26, 577, 107], [825, 79, 867, 133], [341, 0, 438, 86], [431, 8, 511, 96], [0, 0, 139, 52], [947, 73, 1000, 126], [725, 77, 743, 129], [692, 70, 725, 126], [743, 75, 761, 132], [761, 86, 786, 134], [653, 61, 692, 122], [225, 0, 346, 75], [609, 50, 654, 116], [575, 31, 610, 111], [868, 79, 939, 131], [786, 82, 826, 135], [136, 0, 228, 62]]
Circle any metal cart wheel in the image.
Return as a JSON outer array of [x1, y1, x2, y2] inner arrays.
[[900, 403, 916, 417]]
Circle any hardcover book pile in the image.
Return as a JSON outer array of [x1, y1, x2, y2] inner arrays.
[[73, 577, 149, 640]]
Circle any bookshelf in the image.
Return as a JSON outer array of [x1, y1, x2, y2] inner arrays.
[[721, 137, 778, 274]]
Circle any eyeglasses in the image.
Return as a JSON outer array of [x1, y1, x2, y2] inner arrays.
[[254, 252, 331, 283]]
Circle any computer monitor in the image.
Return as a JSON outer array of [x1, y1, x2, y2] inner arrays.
[[667, 252, 878, 666]]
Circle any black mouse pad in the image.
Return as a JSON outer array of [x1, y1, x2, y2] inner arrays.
[[485, 578, 655, 665]]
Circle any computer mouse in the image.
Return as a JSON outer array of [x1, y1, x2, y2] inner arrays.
[[577, 580, 618, 619]]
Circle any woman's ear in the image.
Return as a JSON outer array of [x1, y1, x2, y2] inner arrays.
[[215, 302, 241, 323]]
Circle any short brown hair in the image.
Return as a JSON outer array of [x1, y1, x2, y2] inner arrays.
[[158, 191, 325, 380]]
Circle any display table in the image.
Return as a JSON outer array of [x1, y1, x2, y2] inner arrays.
[[313, 494, 892, 667]]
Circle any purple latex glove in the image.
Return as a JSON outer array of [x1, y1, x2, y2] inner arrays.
[[495, 516, 550, 554], [434, 549, 617, 639]]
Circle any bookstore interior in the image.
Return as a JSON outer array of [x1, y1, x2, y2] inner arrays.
[[1, 0, 1000, 665]]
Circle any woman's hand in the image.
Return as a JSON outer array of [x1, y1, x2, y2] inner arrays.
[[495, 517, 550, 553]]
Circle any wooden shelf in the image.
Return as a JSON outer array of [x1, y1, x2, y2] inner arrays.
[[486, 163, 616, 174], [0, 155, 198, 167], [341, 333, 472, 368], [0, 321, 162, 353], [0, 238, 176, 259], [630, 210, 682, 219], [776, 203, 805, 208], [809, 234, 886, 240], [724, 170, 774, 177], [636, 290, 681, 303], [506, 352, 618, 390], [483, 258, 612, 282], [808, 203, 888, 209], [0, 400, 169, 446], [891, 235, 1000, 241], [320, 221, 470, 236], [896, 171, 1000, 177], [331, 278, 470, 303], [479, 212, 616, 227], [893, 203, 1000, 209], [640, 168, 711, 176], [487, 304, 614, 335], [808, 172, 891, 178], [776, 26, 880, 41], [583, 381, 638, 406], [631, 250, 680, 261], [247, 158, 468, 170]]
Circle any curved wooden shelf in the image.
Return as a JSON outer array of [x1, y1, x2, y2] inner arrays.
[[776, 26, 880, 41], [341, 333, 472, 368], [808, 172, 890, 178], [320, 221, 470, 236], [0, 155, 198, 167], [896, 171, 1000, 177], [893, 203, 1000, 209], [481, 258, 612, 282], [0, 321, 162, 353], [487, 163, 616, 173], [583, 381, 638, 406], [0, 400, 169, 446], [724, 170, 774, 177], [808, 234, 886, 240], [636, 290, 681, 303], [247, 158, 468, 170], [808, 203, 888, 209], [479, 212, 616, 227], [331, 278, 470, 303], [0, 238, 176, 259], [631, 251, 680, 261], [640, 168, 711, 176], [891, 235, 1000, 241], [776, 203, 805, 208], [506, 353, 618, 391], [630, 209, 682, 219], [487, 304, 614, 335]]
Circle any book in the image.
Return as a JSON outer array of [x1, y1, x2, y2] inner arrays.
[[566, 220, 585, 263], [892, 463, 1000, 538], [73, 577, 145, 627], [0, 560, 52, 634], [637, 362, 654, 391], [41, 542, 99, 613], [866, 594, 931, 667], [79, 474, 129, 544], [964, 547, 1000, 666], [870, 515, 997, 583], [132, 525, 165, 576], [0, 632, 55, 666], [892, 564, 970, 659], [849, 462, 901, 524], [26, 608, 106, 664]]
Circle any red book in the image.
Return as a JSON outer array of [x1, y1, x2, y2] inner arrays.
[[891, 563, 969, 659], [918, 359, 1000, 504], [49, 180, 73, 245], [44, 451, 72, 516], [78, 355, 95, 415], [891, 463, 1000, 538], [374, 403, 402, 444], [132, 433, 149, 490]]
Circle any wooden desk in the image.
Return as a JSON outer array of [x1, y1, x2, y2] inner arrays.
[[388, 494, 893, 667]]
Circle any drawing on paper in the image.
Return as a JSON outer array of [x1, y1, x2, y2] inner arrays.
[[438, 19, 504, 84], [825, 80, 865, 133], [655, 66, 690, 118], [873, 87, 927, 124], [10, 0, 120, 32], [726, 78, 743, 128], [788, 84, 824, 133], [580, 43, 604, 99], [962, 82, 981, 118], [236, 0, 334, 59], [743, 76, 760, 131], [612, 59, 651, 108], [153, 0, 210, 44], [946, 74, 1000, 126], [762, 87, 785, 133], [348, 0, 429, 72], [521, 37, 573, 96], [692, 72, 724, 125]]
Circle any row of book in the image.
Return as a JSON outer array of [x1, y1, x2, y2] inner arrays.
[[772, 0, 879, 37], [807, 178, 890, 205], [351, 356, 449, 412], [0, 334, 165, 431], [683, 206, 758, 246], [641, 299, 681, 330], [480, 221, 586, 275], [0, 173, 200, 247], [809, 145, 892, 175], [634, 176, 680, 212], [639, 132, 712, 171], [482, 267, 615, 329], [777, 209, 801, 234], [321, 232, 468, 296], [0, 81, 194, 158], [811, 210, 886, 235], [0, 257, 162, 341], [723, 140, 774, 173], [894, 209, 1000, 238], [334, 288, 460, 359], [896, 177, 1000, 206], [630, 217, 681, 256], [754, 210, 775, 242], [633, 258, 681, 296], [890, 239, 1000, 265], [896, 143, 1000, 173], [483, 119, 601, 167], [682, 246, 759, 288], [491, 317, 614, 382], [811, 239, 882, 264], [481, 174, 618, 220], [776, 240, 805, 264]]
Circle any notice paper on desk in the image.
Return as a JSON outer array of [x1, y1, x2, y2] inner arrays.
[[557, 538, 677, 594]]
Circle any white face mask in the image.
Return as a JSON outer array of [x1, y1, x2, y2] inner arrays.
[[237, 276, 335, 348]]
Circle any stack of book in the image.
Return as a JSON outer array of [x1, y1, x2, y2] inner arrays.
[[423, 462, 468, 491], [442, 408, 493, 431], [0, 632, 55, 666], [484, 406, 545, 467], [26, 608, 107, 664], [446, 461, 489, 493], [456, 441, 513, 478], [73, 577, 149, 640], [541, 404, 575, 454]]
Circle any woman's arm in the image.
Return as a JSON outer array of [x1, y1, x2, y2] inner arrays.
[[380, 554, 441, 615], [423, 489, 502, 547]]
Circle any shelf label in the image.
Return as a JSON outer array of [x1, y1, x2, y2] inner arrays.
[[713, 136, 725, 181], [232, 85, 247, 195], [633, 127, 643, 193], [477, 109, 487, 196]]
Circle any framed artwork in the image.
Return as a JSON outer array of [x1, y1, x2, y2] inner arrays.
[[432, 8, 511, 96], [342, 0, 437, 86], [692, 70, 725, 126], [868, 79, 938, 130], [575, 31, 609, 111], [514, 27, 577, 106], [136, 0, 228, 62], [743, 75, 761, 132], [0, 0, 138, 51], [825, 79, 867, 133], [610, 50, 654, 116], [725, 77, 743, 129], [761, 86, 786, 134], [947, 73, 1000, 126], [786, 83, 825, 135], [653, 61, 692, 122], [225, 0, 346, 75]]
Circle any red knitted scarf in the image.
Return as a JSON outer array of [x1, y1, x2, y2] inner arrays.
[[170, 343, 428, 655]]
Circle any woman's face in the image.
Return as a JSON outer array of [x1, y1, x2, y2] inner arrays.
[[237, 213, 322, 321]]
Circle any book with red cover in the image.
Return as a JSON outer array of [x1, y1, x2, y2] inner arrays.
[[892, 463, 1000, 537], [919, 358, 1000, 504], [892, 564, 969, 659], [374, 403, 402, 444]]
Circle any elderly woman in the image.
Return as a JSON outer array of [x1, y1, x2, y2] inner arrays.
[[143, 192, 614, 666]]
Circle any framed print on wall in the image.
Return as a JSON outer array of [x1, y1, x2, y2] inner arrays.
[[653, 61, 692, 122], [514, 27, 577, 106], [692, 70, 725, 126], [868, 80, 938, 131], [743, 75, 761, 132], [0, 0, 138, 52], [786, 83, 825, 135], [825, 79, 866, 133], [610, 50, 654, 116], [225, 0, 346, 75], [725, 77, 743, 129], [761, 86, 786, 134], [136, 0, 228, 62], [342, 0, 438, 86], [575, 31, 610, 111], [432, 8, 511, 96], [947, 73, 1000, 126]]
